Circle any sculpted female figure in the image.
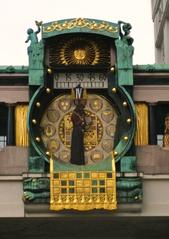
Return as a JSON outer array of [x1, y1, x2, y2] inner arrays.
[[70, 101, 86, 165]]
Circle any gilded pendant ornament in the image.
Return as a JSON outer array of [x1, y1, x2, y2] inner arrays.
[[59, 150, 70, 162], [47, 139, 60, 153], [43, 18, 118, 34], [101, 109, 114, 123], [89, 98, 103, 112], [47, 109, 60, 123], [102, 139, 114, 153], [44, 124, 56, 137], [106, 124, 116, 137], [90, 150, 103, 162], [58, 98, 71, 111], [50, 155, 117, 211]]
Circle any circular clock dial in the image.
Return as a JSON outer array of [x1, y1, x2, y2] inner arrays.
[[40, 94, 117, 165]]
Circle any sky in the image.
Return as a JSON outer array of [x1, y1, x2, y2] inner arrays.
[[0, 0, 154, 66]]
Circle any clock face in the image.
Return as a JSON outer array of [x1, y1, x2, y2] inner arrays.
[[29, 78, 135, 164], [40, 94, 117, 165]]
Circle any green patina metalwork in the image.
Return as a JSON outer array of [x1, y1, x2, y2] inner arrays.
[[27, 41, 44, 85], [25, 22, 44, 86], [115, 21, 134, 86], [53, 155, 112, 172], [23, 178, 50, 203], [28, 156, 45, 173], [120, 156, 136, 173], [133, 64, 169, 72], [117, 177, 142, 203], [42, 18, 119, 39], [2, 64, 169, 75], [0, 65, 28, 73], [107, 72, 136, 163]]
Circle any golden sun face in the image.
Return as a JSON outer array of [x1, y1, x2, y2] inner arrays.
[[59, 37, 100, 65], [73, 49, 86, 61]]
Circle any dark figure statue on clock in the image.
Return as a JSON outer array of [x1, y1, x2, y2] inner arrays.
[[70, 101, 86, 165]]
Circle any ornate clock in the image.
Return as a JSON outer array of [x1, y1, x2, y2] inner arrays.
[[25, 18, 142, 211]]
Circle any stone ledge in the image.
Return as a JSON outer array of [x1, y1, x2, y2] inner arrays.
[[0, 176, 22, 181], [22, 172, 143, 178], [2, 173, 169, 181], [24, 203, 142, 217]]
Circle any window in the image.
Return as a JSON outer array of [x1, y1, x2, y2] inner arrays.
[[155, 103, 169, 147], [0, 104, 7, 147], [157, 134, 163, 147]]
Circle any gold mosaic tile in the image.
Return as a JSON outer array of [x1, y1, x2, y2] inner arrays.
[[77, 180, 83, 187], [99, 172, 106, 178], [107, 188, 114, 193], [91, 172, 98, 179], [83, 179, 91, 187], [84, 188, 91, 193], [69, 172, 76, 179], [53, 180, 60, 186], [60, 172, 68, 179], [106, 179, 114, 187], [77, 187, 83, 193]]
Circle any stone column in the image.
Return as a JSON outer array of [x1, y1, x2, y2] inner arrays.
[[6, 103, 15, 146], [148, 103, 157, 145]]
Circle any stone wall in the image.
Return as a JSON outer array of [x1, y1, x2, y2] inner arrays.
[[0, 146, 28, 175], [137, 145, 169, 174]]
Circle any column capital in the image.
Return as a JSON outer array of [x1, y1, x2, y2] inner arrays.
[[5, 103, 16, 107], [147, 102, 157, 106]]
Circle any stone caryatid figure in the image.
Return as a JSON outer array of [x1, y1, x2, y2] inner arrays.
[[25, 21, 42, 45]]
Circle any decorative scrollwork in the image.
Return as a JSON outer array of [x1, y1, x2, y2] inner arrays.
[[43, 18, 118, 34]]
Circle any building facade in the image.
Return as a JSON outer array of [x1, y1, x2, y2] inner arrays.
[[152, 0, 169, 63]]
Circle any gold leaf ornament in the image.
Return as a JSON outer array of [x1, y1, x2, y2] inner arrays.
[[43, 18, 118, 33], [59, 37, 100, 65]]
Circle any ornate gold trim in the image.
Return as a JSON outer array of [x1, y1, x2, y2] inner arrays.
[[43, 18, 118, 34], [50, 155, 54, 204], [50, 162, 117, 211]]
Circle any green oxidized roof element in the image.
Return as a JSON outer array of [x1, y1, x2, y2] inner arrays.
[[0, 65, 28, 74], [133, 64, 169, 72], [42, 18, 119, 39]]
